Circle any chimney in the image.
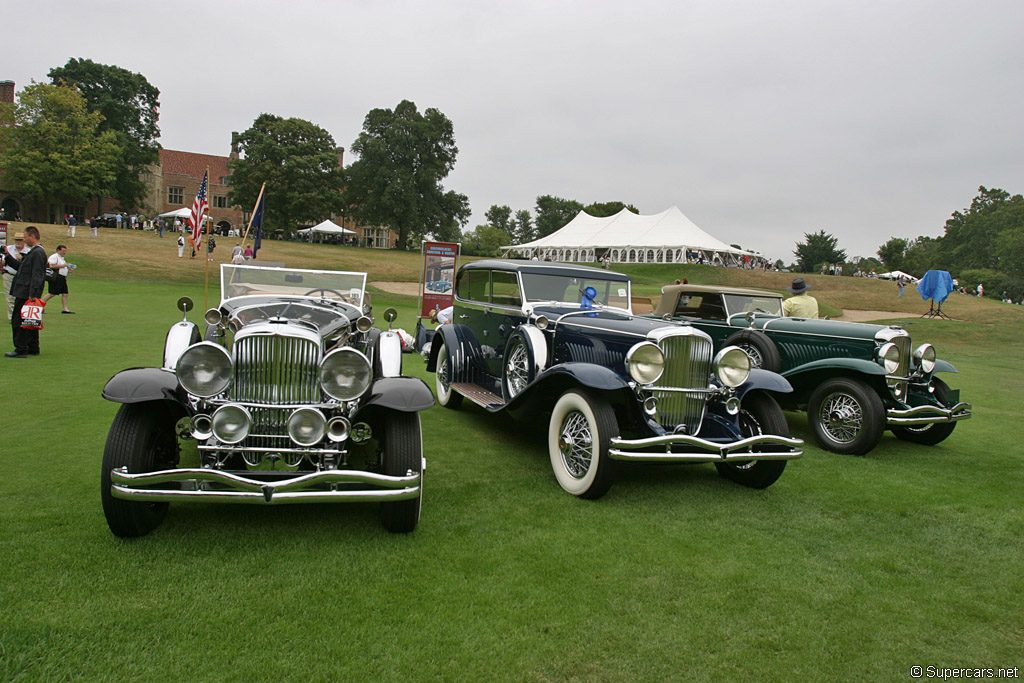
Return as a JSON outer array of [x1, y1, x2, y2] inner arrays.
[[0, 81, 15, 104], [336, 146, 345, 169], [230, 131, 239, 160]]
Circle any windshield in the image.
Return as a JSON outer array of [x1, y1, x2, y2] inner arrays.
[[520, 273, 631, 310], [723, 293, 784, 317], [221, 265, 366, 307]]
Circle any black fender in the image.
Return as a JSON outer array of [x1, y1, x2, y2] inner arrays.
[[506, 362, 632, 415], [934, 359, 957, 374], [102, 367, 189, 407], [359, 377, 435, 413], [426, 324, 488, 383], [734, 368, 794, 401]]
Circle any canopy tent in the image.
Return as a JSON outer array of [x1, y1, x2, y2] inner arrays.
[[159, 207, 194, 219], [878, 270, 919, 283], [298, 219, 357, 236], [499, 206, 756, 266]]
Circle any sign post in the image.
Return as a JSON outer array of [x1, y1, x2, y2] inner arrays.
[[419, 241, 460, 318]]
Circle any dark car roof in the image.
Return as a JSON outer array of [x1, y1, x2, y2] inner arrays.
[[461, 259, 630, 281], [660, 283, 781, 297]]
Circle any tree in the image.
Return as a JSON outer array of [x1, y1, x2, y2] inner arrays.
[[484, 205, 514, 234], [344, 100, 470, 250], [48, 58, 160, 212], [227, 114, 345, 237], [513, 210, 534, 244], [902, 236, 939, 276], [535, 195, 584, 238], [936, 186, 1024, 272], [0, 82, 119, 218], [996, 228, 1024, 278], [463, 224, 512, 256], [793, 230, 846, 273], [583, 201, 638, 218], [877, 237, 908, 271]]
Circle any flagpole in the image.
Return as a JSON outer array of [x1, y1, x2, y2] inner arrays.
[[241, 182, 266, 248], [203, 166, 211, 311]]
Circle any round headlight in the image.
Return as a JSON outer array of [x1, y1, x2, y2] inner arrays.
[[320, 347, 372, 401], [288, 408, 326, 446], [714, 346, 751, 388], [356, 316, 373, 333], [176, 342, 232, 397], [204, 308, 222, 325], [914, 343, 936, 374], [879, 342, 900, 374], [212, 404, 251, 444], [626, 342, 665, 384]]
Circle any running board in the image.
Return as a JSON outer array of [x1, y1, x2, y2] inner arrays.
[[451, 382, 504, 409]]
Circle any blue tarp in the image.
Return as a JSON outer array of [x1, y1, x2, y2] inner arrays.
[[916, 270, 954, 303]]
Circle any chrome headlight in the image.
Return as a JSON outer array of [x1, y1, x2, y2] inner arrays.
[[914, 343, 936, 374], [714, 346, 750, 388], [879, 342, 900, 374], [211, 404, 250, 444], [288, 408, 326, 446], [176, 342, 232, 397], [626, 342, 665, 384], [319, 347, 372, 401]]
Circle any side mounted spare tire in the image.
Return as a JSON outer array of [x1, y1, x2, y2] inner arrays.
[[724, 329, 782, 373]]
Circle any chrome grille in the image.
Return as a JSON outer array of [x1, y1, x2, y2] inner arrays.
[[232, 334, 322, 404], [889, 335, 911, 400], [651, 333, 713, 433]]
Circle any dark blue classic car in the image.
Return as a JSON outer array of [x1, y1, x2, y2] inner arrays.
[[426, 260, 802, 498]]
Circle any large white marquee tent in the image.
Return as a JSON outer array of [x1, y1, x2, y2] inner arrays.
[[500, 206, 759, 265]]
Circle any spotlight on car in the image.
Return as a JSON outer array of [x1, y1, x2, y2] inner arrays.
[[914, 343, 936, 374], [176, 342, 232, 397], [287, 408, 326, 446], [714, 346, 750, 388], [212, 404, 251, 444], [320, 348, 372, 401]]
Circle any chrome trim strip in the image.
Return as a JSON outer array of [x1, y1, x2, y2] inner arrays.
[[109, 467, 420, 504], [196, 444, 347, 455], [886, 402, 972, 426], [609, 434, 803, 462]]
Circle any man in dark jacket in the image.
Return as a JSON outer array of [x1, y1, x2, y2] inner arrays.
[[7, 226, 47, 357]]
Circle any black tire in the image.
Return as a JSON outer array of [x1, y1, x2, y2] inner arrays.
[[434, 336, 463, 410], [101, 401, 184, 538], [548, 389, 619, 499], [807, 377, 885, 455], [891, 377, 958, 446], [379, 412, 423, 533], [723, 330, 782, 372], [715, 391, 789, 488], [501, 330, 536, 402]]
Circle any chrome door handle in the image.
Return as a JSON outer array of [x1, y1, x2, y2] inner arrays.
[[458, 314, 469, 320]]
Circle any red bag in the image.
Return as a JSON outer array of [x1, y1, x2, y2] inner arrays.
[[20, 297, 45, 330]]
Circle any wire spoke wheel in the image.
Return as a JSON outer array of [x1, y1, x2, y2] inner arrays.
[[819, 392, 864, 444], [558, 411, 594, 478], [505, 340, 530, 398]]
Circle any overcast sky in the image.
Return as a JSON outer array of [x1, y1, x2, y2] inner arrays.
[[4, 0, 1023, 261]]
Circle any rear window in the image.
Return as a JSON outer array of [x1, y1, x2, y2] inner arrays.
[[674, 293, 726, 320]]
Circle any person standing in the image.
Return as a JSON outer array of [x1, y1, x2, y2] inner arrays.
[[897, 277, 905, 298], [43, 244, 74, 314], [6, 226, 47, 357], [3, 232, 27, 321], [66, 214, 77, 238], [177, 233, 186, 258], [207, 236, 216, 261], [782, 278, 819, 319], [977, 282, 984, 298], [115, 213, 123, 229]]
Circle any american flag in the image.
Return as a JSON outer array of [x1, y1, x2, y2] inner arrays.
[[189, 171, 209, 244]]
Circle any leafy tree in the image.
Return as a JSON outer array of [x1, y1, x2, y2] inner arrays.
[[902, 236, 939, 276], [228, 114, 345, 237], [583, 201, 638, 218], [344, 100, 470, 250], [0, 82, 119, 218], [996, 228, 1024, 278], [793, 230, 846, 273], [484, 205, 514, 234], [877, 237, 908, 271], [48, 58, 160, 212], [936, 186, 1024, 272], [513, 209, 534, 243], [535, 195, 584, 238], [463, 224, 511, 256]]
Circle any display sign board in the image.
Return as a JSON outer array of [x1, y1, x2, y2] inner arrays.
[[0, 221, 8, 245], [419, 241, 460, 318]]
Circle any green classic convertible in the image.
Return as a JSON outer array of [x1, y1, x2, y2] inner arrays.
[[650, 284, 971, 455]]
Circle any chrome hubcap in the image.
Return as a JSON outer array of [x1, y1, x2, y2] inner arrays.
[[820, 393, 862, 443], [506, 342, 529, 396], [559, 410, 593, 479]]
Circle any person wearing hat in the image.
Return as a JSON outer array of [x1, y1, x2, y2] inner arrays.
[[782, 278, 819, 318], [3, 232, 29, 321]]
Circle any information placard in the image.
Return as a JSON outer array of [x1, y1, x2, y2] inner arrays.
[[419, 241, 460, 318]]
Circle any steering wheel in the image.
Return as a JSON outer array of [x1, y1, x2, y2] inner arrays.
[[304, 288, 348, 299]]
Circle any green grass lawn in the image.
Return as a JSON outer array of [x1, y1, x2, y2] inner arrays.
[[1, 231, 1022, 680]]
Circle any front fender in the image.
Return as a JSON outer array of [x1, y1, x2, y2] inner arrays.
[[103, 367, 188, 406], [163, 321, 200, 370], [359, 377, 435, 413], [934, 358, 958, 374], [426, 324, 461, 373], [783, 357, 885, 380], [735, 368, 794, 400]]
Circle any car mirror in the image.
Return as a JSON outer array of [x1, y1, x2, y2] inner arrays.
[[383, 307, 398, 330], [177, 296, 193, 321]]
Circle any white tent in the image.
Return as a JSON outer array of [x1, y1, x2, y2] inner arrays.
[[298, 219, 356, 236], [499, 206, 753, 265], [878, 270, 919, 283], [159, 207, 193, 219]]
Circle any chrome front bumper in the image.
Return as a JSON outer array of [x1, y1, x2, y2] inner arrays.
[[886, 401, 972, 426], [109, 465, 422, 504], [609, 434, 803, 463]]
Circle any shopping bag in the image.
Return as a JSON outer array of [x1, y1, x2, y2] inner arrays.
[[20, 297, 45, 330]]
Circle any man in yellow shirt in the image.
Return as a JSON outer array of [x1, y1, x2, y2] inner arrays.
[[782, 278, 819, 318]]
